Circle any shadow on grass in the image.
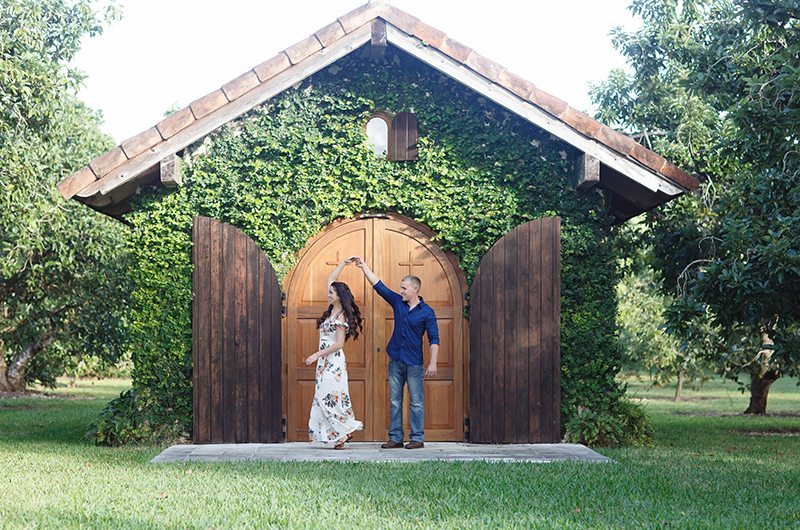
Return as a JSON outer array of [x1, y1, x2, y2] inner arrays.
[[1, 395, 113, 445]]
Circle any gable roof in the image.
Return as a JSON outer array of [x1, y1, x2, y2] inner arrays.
[[58, 1, 698, 221]]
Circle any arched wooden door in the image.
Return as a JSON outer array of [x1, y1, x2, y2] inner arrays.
[[285, 215, 465, 441]]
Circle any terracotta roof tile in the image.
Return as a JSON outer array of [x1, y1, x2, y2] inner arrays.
[[222, 70, 260, 101], [253, 53, 291, 82], [629, 142, 668, 174], [315, 20, 346, 47], [121, 127, 163, 158], [659, 161, 699, 191], [157, 107, 195, 139], [465, 51, 505, 83], [594, 124, 636, 156], [190, 90, 228, 120], [529, 87, 568, 118], [338, 2, 381, 33], [435, 36, 473, 63], [408, 19, 446, 48], [381, 5, 419, 35], [285, 35, 323, 65], [497, 69, 535, 99], [561, 107, 602, 137], [57, 165, 96, 199], [88, 147, 127, 178]]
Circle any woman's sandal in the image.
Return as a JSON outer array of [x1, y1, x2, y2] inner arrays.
[[333, 433, 354, 449]]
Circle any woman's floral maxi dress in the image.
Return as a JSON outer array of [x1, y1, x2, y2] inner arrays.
[[308, 318, 363, 443]]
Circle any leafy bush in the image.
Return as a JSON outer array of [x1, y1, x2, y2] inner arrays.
[[615, 398, 655, 447], [565, 398, 654, 448], [87, 388, 189, 446]]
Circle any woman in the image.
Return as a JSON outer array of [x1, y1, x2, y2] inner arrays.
[[305, 258, 364, 448]]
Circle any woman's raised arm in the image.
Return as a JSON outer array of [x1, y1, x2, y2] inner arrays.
[[327, 258, 351, 289]]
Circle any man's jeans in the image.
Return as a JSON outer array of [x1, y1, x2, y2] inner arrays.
[[388, 359, 424, 443]]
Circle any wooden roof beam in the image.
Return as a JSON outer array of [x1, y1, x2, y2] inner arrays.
[[160, 154, 182, 188], [575, 153, 600, 191]]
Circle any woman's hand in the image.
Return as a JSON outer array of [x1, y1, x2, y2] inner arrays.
[[304, 353, 318, 366]]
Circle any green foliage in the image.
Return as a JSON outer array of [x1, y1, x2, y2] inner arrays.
[[64, 351, 133, 380], [565, 407, 625, 447], [87, 387, 189, 446], [616, 230, 710, 387], [0, 0, 130, 391], [618, 260, 676, 377], [592, 0, 800, 410], [92, 48, 627, 444], [565, 398, 655, 448]]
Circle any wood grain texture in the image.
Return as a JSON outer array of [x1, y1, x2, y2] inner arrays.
[[468, 217, 561, 443], [192, 217, 282, 443]]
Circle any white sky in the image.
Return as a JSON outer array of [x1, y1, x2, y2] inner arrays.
[[71, 0, 639, 143]]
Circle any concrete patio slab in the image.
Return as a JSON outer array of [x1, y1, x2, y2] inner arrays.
[[150, 442, 611, 464]]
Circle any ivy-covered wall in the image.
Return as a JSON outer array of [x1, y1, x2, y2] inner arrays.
[[90, 47, 625, 445]]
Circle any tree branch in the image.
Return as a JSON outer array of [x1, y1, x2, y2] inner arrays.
[[676, 259, 714, 296]]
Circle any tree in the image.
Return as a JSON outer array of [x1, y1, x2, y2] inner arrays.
[[0, 0, 130, 392], [592, 0, 800, 413], [617, 248, 710, 400]]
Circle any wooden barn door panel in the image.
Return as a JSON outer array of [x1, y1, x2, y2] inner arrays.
[[192, 216, 282, 443], [469, 217, 561, 443]]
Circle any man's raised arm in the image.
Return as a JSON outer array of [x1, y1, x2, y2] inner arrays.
[[352, 256, 401, 305]]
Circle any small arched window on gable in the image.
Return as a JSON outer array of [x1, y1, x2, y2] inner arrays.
[[366, 114, 390, 157], [366, 111, 418, 161]]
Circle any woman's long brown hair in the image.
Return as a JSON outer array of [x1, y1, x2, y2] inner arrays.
[[316, 281, 364, 341]]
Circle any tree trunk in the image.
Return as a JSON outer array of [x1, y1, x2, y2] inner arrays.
[[674, 369, 686, 401], [743, 332, 780, 415], [0, 347, 10, 391], [0, 332, 55, 392]]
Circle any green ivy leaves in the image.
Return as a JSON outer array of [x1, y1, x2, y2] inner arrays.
[[94, 48, 625, 444]]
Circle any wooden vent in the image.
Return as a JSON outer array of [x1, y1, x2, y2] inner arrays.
[[388, 112, 418, 161]]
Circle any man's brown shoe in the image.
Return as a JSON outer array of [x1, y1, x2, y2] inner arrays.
[[380, 440, 404, 449], [405, 441, 424, 449]]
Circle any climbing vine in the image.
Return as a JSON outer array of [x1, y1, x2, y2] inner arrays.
[[89, 48, 626, 445]]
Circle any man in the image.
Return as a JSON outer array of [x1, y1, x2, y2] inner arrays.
[[352, 256, 439, 449]]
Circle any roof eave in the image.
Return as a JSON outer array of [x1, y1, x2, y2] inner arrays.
[[58, 1, 698, 219]]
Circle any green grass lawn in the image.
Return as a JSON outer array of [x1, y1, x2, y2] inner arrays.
[[1, 377, 799, 529]]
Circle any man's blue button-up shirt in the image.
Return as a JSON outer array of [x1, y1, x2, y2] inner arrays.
[[373, 280, 439, 366]]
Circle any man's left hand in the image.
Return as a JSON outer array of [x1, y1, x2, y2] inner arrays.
[[425, 362, 437, 377]]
